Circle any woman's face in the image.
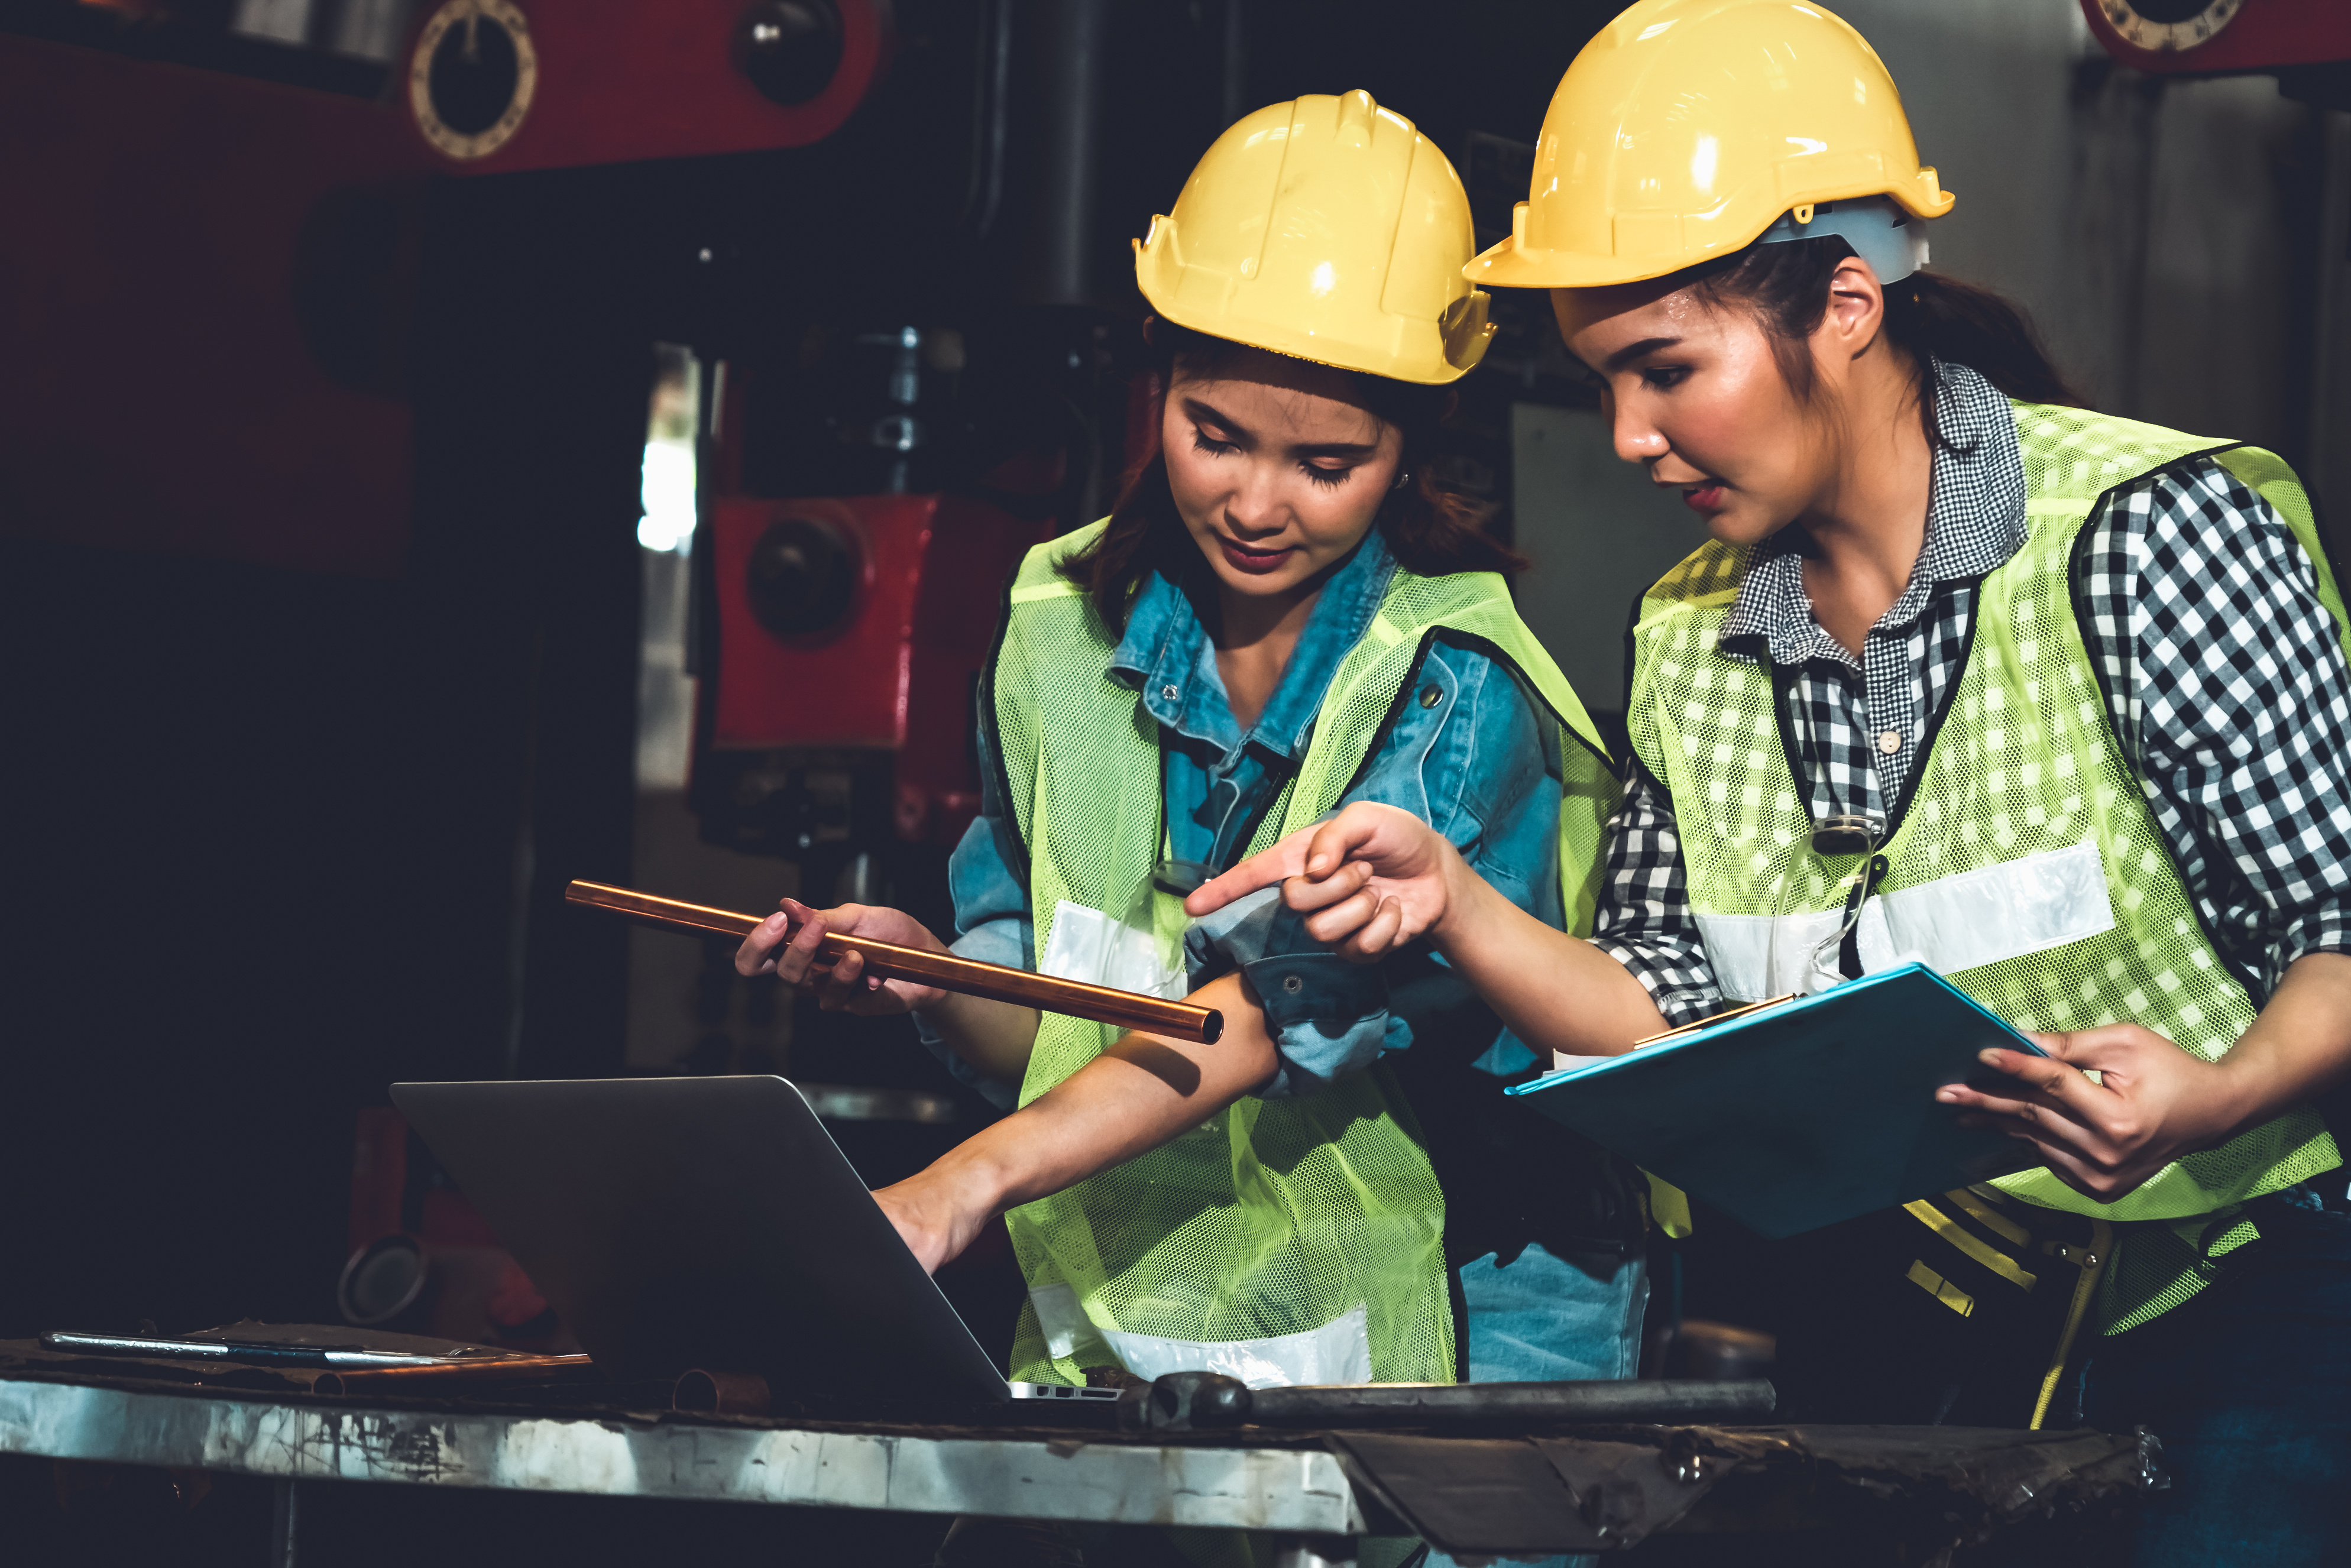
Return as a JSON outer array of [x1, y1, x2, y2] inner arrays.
[[1161, 345, 1403, 601], [1552, 281, 1831, 549]]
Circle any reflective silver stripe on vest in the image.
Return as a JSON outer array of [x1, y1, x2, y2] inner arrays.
[[1028, 1282, 1372, 1389], [1696, 838, 2117, 1001]]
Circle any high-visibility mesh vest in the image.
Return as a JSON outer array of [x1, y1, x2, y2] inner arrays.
[[987, 521, 1618, 1386], [1628, 402, 2347, 1329]]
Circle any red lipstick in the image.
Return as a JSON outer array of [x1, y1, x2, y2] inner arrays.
[[1218, 535, 1295, 575]]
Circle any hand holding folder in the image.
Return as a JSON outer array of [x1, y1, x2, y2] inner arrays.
[[1507, 963, 2049, 1238]]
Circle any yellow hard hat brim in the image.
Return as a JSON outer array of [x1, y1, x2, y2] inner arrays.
[[1136, 238, 1495, 387], [1469, 180, 1954, 293]]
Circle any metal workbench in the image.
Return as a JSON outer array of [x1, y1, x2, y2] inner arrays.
[[0, 1338, 2162, 1564]]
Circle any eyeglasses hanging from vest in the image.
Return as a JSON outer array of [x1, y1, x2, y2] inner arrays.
[[1808, 814, 1889, 986]]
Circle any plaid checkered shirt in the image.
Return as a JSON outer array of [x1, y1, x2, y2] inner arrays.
[[1594, 361, 2351, 1025]]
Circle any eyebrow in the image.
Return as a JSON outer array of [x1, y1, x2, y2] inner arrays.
[[1604, 335, 1684, 372], [1181, 396, 1381, 458]]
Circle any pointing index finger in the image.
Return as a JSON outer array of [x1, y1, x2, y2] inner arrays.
[[1186, 839, 1308, 916]]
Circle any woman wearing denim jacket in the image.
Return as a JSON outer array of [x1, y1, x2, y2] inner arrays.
[[736, 92, 1644, 1478]]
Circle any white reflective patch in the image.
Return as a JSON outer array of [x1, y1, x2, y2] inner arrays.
[[1028, 1282, 1094, 1361], [1040, 901, 1186, 1000], [1101, 1304, 1373, 1390], [1875, 838, 2116, 976], [1695, 908, 1845, 1000], [1697, 840, 2116, 1000]]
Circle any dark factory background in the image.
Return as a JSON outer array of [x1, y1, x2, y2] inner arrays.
[[4, 0, 2350, 1381]]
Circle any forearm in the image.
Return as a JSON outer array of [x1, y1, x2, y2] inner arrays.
[[2214, 950, 2351, 1132], [1431, 847, 1668, 1055], [906, 971, 1277, 1215], [917, 992, 1042, 1085]]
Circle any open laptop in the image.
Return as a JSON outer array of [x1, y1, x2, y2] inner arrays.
[[390, 1075, 1117, 1408]]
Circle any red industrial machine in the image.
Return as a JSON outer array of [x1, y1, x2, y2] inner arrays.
[[0, 0, 912, 577], [400, 0, 894, 170], [2081, 1, 2351, 83], [704, 491, 1049, 855]]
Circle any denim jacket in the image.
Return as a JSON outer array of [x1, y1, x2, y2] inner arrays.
[[918, 531, 1565, 1109]]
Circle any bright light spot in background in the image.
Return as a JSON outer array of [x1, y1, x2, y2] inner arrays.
[[637, 343, 701, 793], [637, 440, 697, 552]]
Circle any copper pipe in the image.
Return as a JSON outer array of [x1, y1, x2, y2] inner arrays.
[[565, 880, 1224, 1045], [314, 1354, 595, 1394]]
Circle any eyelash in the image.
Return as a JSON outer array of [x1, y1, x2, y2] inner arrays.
[[1640, 365, 1692, 391], [1191, 430, 1355, 489]]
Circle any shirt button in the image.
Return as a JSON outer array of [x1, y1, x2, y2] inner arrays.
[[1877, 730, 1903, 755], [1161, 684, 1179, 701], [1419, 683, 1444, 709], [1283, 974, 1304, 994]]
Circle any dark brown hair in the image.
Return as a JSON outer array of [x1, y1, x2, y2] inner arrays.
[[1685, 235, 2084, 440], [1059, 322, 1523, 634]]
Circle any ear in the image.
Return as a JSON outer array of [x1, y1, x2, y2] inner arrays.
[[1141, 314, 1160, 348], [1820, 254, 1886, 359]]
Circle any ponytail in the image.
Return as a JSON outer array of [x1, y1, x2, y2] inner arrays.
[[1886, 271, 2082, 407]]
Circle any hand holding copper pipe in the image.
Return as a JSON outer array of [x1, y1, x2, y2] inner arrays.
[[565, 882, 1222, 1045], [744, 897, 960, 1018]]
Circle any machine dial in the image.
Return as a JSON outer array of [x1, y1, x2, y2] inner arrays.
[[2094, 0, 2246, 52], [409, 0, 540, 161]]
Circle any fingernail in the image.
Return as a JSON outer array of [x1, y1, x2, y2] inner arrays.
[[1307, 856, 1328, 874], [1937, 1088, 1958, 1102], [1978, 1049, 2002, 1065]]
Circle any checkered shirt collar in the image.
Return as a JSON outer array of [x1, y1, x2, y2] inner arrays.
[[1717, 360, 2029, 668]]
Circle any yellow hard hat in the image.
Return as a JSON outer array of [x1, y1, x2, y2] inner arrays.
[[1469, 0, 1955, 290], [1136, 90, 1494, 385]]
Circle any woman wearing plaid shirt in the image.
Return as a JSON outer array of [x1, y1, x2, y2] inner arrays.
[[1190, 4, 2351, 1559]]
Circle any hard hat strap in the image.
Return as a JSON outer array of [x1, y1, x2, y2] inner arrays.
[[1756, 196, 1930, 285]]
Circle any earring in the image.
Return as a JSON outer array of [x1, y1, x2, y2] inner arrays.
[[1391, 468, 1412, 490]]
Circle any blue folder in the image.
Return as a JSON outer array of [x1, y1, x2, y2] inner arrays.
[[1504, 963, 2049, 1239]]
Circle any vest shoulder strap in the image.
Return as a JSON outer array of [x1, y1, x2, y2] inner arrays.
[[1635, 539, 1747, 630], [989, 520, 1122, 862], [2007, 401, 2237, 505], [1009, 519, 1109, 592], [2008, 403, 2349, 650]]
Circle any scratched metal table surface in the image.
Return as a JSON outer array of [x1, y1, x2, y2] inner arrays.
[[0, 1368, 1358, 1534], [0, 1341, 2161, 1559]]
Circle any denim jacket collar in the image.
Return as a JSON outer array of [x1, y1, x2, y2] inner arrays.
[[1108, 530, 1398, 760]]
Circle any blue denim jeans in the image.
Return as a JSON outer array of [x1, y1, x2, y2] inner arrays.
[[2075, 1194, 2351, 1567], [1421, 1243, 1649, 1568]]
